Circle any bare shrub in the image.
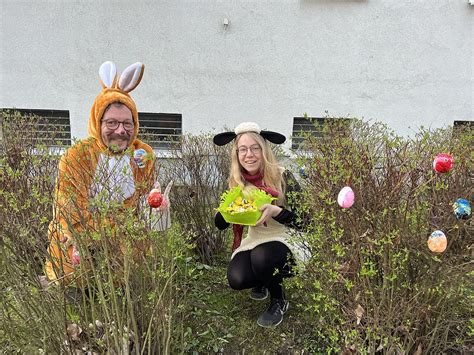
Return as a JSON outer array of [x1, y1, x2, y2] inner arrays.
[[291, 119, 473, 353], [0, 110, 60, 274], [161, 134, 231, 263], [2, 205, 186, 353]]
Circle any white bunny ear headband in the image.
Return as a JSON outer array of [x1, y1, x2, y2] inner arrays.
[[98, 61, 145, 93]]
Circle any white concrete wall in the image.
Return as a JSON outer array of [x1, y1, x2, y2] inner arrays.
[[1, 0, 472, 141]]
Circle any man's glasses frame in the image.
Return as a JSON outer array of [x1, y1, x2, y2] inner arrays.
[[102, 120, 135, 131]]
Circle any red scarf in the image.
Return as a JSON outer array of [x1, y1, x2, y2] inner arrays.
[[231, 172, 280, 251]]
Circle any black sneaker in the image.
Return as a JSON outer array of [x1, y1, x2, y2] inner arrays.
[[257, 298, 289, 328], [250, 285, 268, 301]]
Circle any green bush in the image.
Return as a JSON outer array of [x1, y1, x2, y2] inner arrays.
[[1, 110, 472, 353], [290, 119, 473, 353]]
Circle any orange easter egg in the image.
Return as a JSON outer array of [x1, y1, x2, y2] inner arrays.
[[427, 230, 447, 253]]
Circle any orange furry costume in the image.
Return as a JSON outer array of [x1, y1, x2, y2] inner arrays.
[[45, 62, 156, 283]]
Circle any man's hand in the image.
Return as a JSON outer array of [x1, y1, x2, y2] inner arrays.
[[157, 180, 173, 211], [149, 180, 173, 231], [255, 204, 282, 226]]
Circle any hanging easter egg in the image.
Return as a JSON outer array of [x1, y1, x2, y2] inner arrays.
[[147, 189, 163, 208], [427, 230, 447, 253], [433, 153, 453, 173], [133, 148, 147, 168], [453, 198, 471, 220], [71, 244, 81, 265], [337, 186, 355, 209], [299, 166, 307, 179]]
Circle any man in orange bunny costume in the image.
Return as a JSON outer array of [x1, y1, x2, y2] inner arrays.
[[45, 61, 162, 283]]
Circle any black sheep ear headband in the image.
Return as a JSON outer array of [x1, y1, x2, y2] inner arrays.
[[213, 122, 286, 146]]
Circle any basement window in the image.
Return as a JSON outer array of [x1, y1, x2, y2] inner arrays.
[[138, 112, 182, 150], [0, 108, 71, 148], [292, 116, 352, 150]]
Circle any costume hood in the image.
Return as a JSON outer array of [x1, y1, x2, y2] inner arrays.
[[88, 61, 145, 151]]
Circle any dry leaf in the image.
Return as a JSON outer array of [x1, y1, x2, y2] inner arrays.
[[387, 344, 404, 354], [336, 262, 350, 273], [355, 291, 361, 302], [38, 275, 50, 290], [395, 325, 409, 333], [355, 304, 364, 325], [413, 343, 422, 355], [67, 323, 82, 342], [341, 345, 357, 354]]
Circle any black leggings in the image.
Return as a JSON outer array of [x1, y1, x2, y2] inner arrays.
[[227, 241, 294, 299]]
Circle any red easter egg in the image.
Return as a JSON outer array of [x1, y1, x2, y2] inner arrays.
[[433, 153, 453, 173], [147, 189, 163, 208]]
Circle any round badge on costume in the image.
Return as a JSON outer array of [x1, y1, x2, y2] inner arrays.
[[133, 148, 147, 168], [433, 153, 453, 173], [453, 198, 471, 220], [337, 186, 355, 209], [427, 230, 447, 253]]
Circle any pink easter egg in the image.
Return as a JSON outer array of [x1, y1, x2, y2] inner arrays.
[[71, 245, 81, 265], [337, 186, 355, 209]]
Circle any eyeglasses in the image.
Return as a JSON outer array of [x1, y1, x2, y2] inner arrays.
[[237, 145, 262, 155], [102, 120, 134, 131]]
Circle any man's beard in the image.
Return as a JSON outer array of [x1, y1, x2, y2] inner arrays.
[[107, 134, 130, 154]]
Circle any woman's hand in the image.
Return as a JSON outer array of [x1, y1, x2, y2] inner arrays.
[[255, 204, 282, 226]]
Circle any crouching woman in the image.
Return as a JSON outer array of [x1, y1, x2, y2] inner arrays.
[[213, 122, 305, 328]]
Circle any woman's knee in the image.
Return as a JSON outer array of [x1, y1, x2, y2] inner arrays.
[[227, 271, 248, 290], [250, 242, 292, 275]]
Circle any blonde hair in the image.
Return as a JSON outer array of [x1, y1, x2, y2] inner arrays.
[[229, 132, 285, 204]]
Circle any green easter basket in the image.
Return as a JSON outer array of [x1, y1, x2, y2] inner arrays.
[[216, 186, 276, 226]]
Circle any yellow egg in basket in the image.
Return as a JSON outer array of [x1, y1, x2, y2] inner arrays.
[[216, 186, 276, 226]]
